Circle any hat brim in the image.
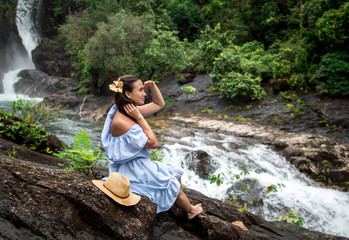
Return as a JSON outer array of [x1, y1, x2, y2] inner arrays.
[[92, 180, 141, 206]]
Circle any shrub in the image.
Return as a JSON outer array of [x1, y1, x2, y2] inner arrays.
[[12, 99, 65, 124], [181, 85, 198, 102], [315, 2, 349, 50], [311, 52, 349, 96], [218, 72, 266, 101], [0, 111, 48, 151], [145, 26, 192, 80], [197, 23, 234, 72]]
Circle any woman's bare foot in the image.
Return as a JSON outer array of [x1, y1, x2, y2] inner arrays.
[[187, 204, 204, 220]]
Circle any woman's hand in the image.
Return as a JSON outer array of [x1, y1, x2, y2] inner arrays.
[[124, 103, 143, 120], [144, 80, 156, 89]]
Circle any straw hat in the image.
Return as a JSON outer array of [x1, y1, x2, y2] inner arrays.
[[92, 172, 141, 206]]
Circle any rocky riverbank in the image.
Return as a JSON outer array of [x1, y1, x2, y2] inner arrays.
[[27, 71, 348, 191], [1, 142, 348, 240], [6, 67, 348, 239]]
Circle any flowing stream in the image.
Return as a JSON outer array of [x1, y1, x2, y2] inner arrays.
[[44, 117, 349, 238]]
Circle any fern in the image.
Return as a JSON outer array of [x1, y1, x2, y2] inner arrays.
[[54, 130, 106, 178]]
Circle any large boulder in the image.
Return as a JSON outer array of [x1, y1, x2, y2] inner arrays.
[[0, 154, 157, 240], [32, 39, 73, 77], [14, 69, 74, 98]]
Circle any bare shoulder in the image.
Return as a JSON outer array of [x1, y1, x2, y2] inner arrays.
[[111, 113, 136, 137]]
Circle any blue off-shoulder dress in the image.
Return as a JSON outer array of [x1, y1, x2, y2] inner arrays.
[[101, 104, 184, 213]]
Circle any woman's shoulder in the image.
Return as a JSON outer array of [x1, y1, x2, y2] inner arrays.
[[111, 113, 136, 137]]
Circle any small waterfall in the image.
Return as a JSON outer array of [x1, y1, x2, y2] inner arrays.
[[0, 0, 40, 101]]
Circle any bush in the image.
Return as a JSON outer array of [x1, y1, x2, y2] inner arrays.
[[181, 85, 198, 101], [0, 111, 48, 151], [145, 26, 192, 80], [218, 72, 266, 100], [315, 2, 349, 50], [12, 99, 65, 124], [197, 23, 234, 72], [311, 52, 349, 96]]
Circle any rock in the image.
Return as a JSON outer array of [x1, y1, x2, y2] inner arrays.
[[44, 90, 114, 121], [0, 155, 157, 240], [0, 138, 65, 169], [32, 39, 73, 77], [14, 69, 74, 98], [185, 150, 217, 179]]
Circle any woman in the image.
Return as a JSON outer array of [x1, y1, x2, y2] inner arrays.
[[101, 74, 203, 219]]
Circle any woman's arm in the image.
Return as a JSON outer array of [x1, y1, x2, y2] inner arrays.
[[125, 103, 158, 149], [137, 81, 165, 117]]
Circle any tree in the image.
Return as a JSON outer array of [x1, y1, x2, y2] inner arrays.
[[82, 11, 154, 92]]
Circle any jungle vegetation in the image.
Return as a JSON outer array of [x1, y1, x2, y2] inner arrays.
[[3, 0, 348, 100]]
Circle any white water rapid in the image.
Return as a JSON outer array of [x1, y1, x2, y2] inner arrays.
[[159, 125, 349, 238], [0, 0, 40, 102]]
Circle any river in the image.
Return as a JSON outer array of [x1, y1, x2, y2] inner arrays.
[[34, 114, 349, 238]]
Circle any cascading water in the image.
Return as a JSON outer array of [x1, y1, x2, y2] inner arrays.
[[49, 117, 349, 238], [0, 0, 40, 102], [158, 124, 349, 238]]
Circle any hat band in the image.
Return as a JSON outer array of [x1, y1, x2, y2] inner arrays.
[[103, 183, 130, 199]]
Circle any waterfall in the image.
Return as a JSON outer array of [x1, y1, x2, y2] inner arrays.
[[0, 0, 40, 101]]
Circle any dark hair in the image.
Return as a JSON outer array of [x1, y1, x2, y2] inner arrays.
[[114, 74, 140, 118]]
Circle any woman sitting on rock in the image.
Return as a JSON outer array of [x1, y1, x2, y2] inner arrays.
[[101, 74, 203, 219]]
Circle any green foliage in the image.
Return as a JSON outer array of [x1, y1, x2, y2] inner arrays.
[[266, 183, 286, 193], [0, 111, 48, 151], [274, 211, 304, 227], [162, 0, 205, 41], [315, 2, 349, 50], [0, 0, 18, 26], [150, 150, 164, 162], [267, 38, 309, 90], [11, 99, 65, 124], [181, 85, 198, 102], [200, 107, 213, 114], [56, 0, 348, 99], [164, 98, 175, 103], [145, 26, 192, 80], [209, 169, 288, 220], [197, 23, 234, 72], [208, 172, 225, 186], [83, 11, 154, 89], [78, 87, 88, 96], [311, 52, 349, 97], [53, 130, 106, 178], [218, 72, 266, 101]]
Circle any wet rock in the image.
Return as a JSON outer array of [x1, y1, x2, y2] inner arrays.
[[32, 39, 73, 77], [14, 69, 74, 98], [0, 154, 157, 240], [185, 150, 216, 179]]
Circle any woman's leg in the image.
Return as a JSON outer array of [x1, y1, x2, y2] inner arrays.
[[175, 179, 204, 219]]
